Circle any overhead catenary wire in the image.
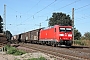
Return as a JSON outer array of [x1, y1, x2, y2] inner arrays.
[[25, 0, 41, 14], [8, 0, 52, 24], [75, 15, 90, 24], [6, 0, 90, 31], [75, 4, 90, 10], [67, 3, 90, 15], [6, 0, 90, 27], [43, 0, 81, 17], [5, 1, 36, 27], [22, 0, 58, 24], [6, 0, 42, 18], [20, 0, 57, 24], [7, 0, 81, 26], [6, 5, 21, 14], [8, 0, 90, 27], [15, 0, 42, 18], [33, 0, 57, 16], [73, 4, 90, 20], [56, 0, 81, 11]]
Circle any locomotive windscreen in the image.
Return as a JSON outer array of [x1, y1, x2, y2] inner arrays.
[[66, 28, 72, 32], [59, 28, 71, 32]]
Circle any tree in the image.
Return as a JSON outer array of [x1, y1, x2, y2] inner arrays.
[[74, 28, 81, 40], [0, 15, 3, 33], [83, 32, 90, 40], [48, 12, 81, 40], [48, 12, 72, 26]]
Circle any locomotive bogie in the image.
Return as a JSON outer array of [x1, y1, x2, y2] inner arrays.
[[59, 40, 73, 46]]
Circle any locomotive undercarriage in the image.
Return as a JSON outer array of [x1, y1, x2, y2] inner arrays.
[[60, 40, 73, 46], [18, 39, 72, 47]]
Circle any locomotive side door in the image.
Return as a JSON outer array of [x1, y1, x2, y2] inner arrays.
[[54, 28, 56, 40]]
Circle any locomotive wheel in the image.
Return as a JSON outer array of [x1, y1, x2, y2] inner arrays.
[[52, 43, 57, 47], [52, 44, 56, 47]]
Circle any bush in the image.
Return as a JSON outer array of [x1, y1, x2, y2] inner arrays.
[[74, 40, 86, 46], [74, 40, 90, 46], [5, 45, 26, 55]]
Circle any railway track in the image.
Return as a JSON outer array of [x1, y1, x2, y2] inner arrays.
[[65, 47, 90, 54], [17, 43, 90, 60]]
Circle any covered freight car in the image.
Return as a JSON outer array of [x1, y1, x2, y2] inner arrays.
[[11, 35, 19, 43], [20, 33, 26, 42], [17, 28, 42, 43], [25, 31, 31, 42], [0, 33, 7, 44], [28, 28, 41, 43]]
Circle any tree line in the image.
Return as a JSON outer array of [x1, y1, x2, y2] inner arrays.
[[0, 15, 3, 33]]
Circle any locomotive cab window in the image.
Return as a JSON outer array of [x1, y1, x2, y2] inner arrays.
[[59, 28, 72, 32], [59, 28, 65, 32], [66, 28, 72, 32]]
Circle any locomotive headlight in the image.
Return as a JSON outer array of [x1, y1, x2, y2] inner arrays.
[[68, 34, 72, 37], [59, 34, 64, 36]]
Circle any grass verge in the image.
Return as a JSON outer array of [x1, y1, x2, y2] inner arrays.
[[5, 45, 26, 55], [74, 40, 90, 46]]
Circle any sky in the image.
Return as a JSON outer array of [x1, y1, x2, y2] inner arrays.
[[0, 0, 90, 35]]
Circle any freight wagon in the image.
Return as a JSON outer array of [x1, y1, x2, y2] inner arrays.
[[0, 33, 7, 45], [14, 29, 41, 43]]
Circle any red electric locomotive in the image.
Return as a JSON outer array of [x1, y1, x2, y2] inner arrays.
[[39, 25, 73, 46]]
